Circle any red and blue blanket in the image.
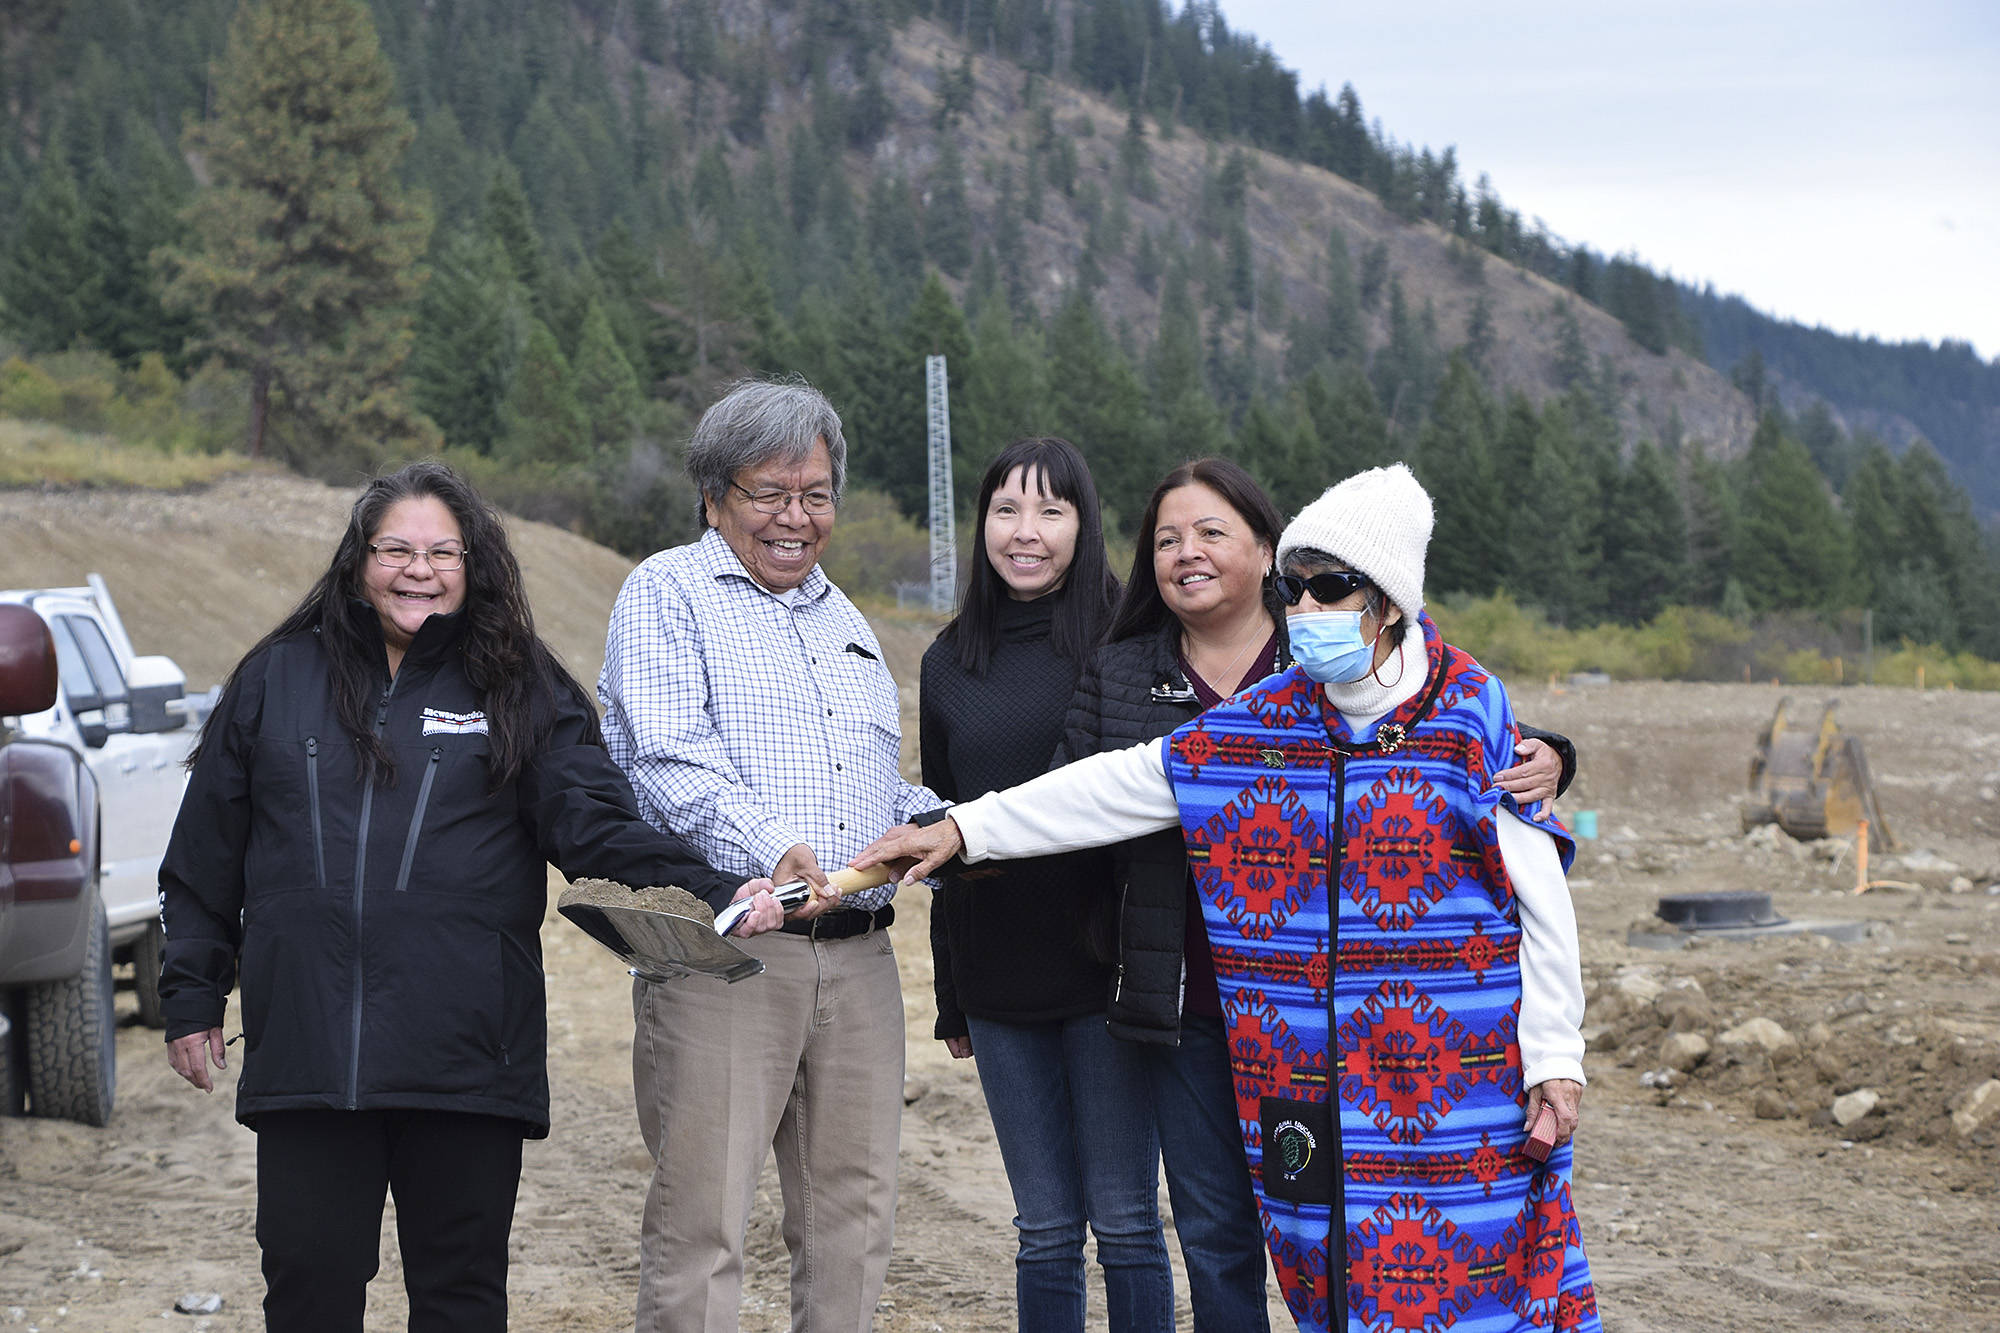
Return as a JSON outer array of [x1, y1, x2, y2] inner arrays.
[[1165, 617, 1600, 1332]]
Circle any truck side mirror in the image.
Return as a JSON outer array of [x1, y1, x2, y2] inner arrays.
[[126, 655, 188, 734], [0, 604, 60, 716]]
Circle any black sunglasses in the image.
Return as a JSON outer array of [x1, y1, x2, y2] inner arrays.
[[1273, 570, 1371, 606]]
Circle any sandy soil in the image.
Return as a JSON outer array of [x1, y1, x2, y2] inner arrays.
[[3, 479, 1997, 1330]]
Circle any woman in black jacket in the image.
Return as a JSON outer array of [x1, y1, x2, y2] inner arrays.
[[920, 437, 1173, 1330], [159, 462, 775, 1333], [1056, 458, 1574, 1331]]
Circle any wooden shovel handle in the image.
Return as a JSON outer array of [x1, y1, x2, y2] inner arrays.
[[767, 861, 900, 910], [824, 863, 897, 895]]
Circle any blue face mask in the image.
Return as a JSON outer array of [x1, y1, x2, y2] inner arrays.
[[1289, 611, 1376, 684]]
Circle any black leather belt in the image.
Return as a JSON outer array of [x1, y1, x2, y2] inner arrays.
[[779, 904, 894, 939]]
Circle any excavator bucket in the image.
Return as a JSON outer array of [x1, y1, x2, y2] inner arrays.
[[1742, 696, 1896, 849]]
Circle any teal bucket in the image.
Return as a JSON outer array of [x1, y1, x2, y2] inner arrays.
[[1572, 810, 1599, 840]]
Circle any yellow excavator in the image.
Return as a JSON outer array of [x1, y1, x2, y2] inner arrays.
[[1743, 697, 1896, 848]]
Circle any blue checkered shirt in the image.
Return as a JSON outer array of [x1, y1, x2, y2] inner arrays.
[[599, 528, 941, 913]]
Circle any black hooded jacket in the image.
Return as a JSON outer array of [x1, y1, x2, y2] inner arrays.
[[158, 606, 738, 1136], [1058, 617, 1575, 1046]]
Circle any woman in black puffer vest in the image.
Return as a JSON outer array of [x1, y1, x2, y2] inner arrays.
[[1057, 458, 1575, 1331]]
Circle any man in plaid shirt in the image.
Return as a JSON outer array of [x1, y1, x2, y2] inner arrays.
[[600, 377, 942, 1332]]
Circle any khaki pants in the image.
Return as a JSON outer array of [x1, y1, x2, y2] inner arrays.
[[633, 927, 904, 1333]]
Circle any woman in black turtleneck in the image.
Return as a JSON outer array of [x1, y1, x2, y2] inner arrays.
[[919, 437, 1173, 1331]]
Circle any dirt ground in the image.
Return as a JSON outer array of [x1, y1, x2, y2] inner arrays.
[[3, 479, 1997, 1330]]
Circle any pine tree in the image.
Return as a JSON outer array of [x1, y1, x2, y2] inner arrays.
[[1730, 348, 1768, 412], [1283, 310, 1328, 383], [1489, 393, 1541, 519], [1234, 393, 1311, 499], [633, 0, 669, 63], [786, 124, 822, 232], [79, 158, 197, 367], [902, 270, 973, 503], [1795, 400, 1851, 487], [1148, 268, 1226, 464], [1226, 215, 1254, 312], [482, 162, 545, 301], [1681, 443, 1737, 607], [838, 261, 922, 512], [1022, 150, 1046, 225], [1412, 356, 1501, 596], [1356, 240, 1388, 311], [1551, 301, 1591, 391], [404, 105, 485, 232], [501, 317, 587, 463], [161, 0, 434, 462], [787, 285, 853, 415], [1841, 442, 1903, 605], [1047, 290, 1153, 524], [924, 138, 973, 278], [1299, 363, 1390, 479], [960, 299, 1051, 504], [1462, 292, 1494, 375], [573, 299, 642, 450], [1890, 442, 1995, 649], [0, 147, 98, 353], [1507, 398, 1599, 623], [1133, 226, 1162, 295], [933, 52, 975, 131], [734, 260, 798, 378], [1325, 225, 1362, 364], [1118, 106, 1156, 200], [1600, 441, 1689, 623], [1371, 278, 1436, 428], [865, 176, 925, 312], [1733, 413, 1851, 611], [407, 229, 528, 454]]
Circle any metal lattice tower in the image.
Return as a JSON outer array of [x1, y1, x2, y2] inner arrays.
[[925, 355, 956, 614]]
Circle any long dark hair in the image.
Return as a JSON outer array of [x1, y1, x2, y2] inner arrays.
[[940, 437, 1121, 675], [1105, 456, 1286, 644], [191, 461, 591, 790]]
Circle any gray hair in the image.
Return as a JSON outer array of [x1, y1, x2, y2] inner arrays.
[[1281, 545, 1399, 632], [687, 377, 847, 527]]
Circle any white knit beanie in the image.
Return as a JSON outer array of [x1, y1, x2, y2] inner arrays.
[[1276, 463, 1433, 620]]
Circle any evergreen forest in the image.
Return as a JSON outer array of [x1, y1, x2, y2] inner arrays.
[[1, 0, 1996, 665]]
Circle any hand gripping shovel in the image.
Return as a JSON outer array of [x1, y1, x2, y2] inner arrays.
[[557, 864, 896, 984]]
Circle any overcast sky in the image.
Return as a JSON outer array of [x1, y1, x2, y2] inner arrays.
[[1214, 1, 2000, 360]]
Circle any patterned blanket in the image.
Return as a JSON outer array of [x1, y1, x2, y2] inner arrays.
[[1165, 617, 1599, 1332]]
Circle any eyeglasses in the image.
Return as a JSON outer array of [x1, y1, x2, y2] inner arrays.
[[732, 482, 836, 515], [369, 542, 468, 571], [1273, 570, 1370, 606]]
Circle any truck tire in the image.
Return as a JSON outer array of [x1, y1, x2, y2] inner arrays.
[[0, 998, 26, 1116], [132, 920, 166, 1030], [25, 890, 117, 1126]]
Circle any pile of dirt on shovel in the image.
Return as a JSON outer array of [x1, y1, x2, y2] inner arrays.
[[559, 877, 716, 926]]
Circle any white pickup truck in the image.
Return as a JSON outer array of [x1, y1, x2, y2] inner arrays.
[[0, 576, 200, 1039]]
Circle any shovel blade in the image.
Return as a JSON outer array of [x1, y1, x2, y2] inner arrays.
[[559, 899, 766, 984]]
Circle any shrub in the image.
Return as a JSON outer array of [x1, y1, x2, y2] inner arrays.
[[819, 487, 931, 600], [1428, 593, 1993, 690]]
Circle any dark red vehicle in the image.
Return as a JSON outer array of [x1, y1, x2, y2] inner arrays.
[[0, 601, 112, 1125]]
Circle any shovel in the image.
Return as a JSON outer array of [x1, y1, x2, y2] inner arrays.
[[558, 864, 897, 984]]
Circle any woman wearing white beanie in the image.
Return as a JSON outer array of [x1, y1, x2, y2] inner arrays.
[[860, 463, 1600, 1333]]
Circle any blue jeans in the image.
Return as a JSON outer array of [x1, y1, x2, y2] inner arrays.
[[968, 1014, 1176, 1332], [1141, 1012, 1271, 1332]]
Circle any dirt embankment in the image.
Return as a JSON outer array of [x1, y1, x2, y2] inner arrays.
[[3, 477, 1998, 1330]]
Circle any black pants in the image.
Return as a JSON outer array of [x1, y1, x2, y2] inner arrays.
[[255, 1109, 525, 1333]]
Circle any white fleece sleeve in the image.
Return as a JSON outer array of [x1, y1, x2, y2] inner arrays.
[[1497, 809, 1587, 1088], [952, 740, 1181, 862]]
